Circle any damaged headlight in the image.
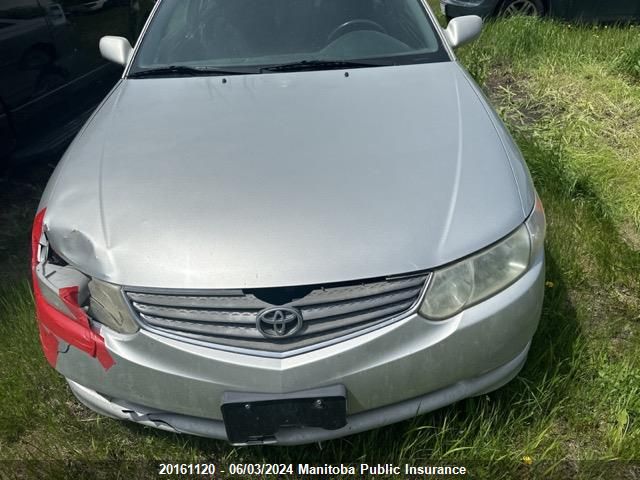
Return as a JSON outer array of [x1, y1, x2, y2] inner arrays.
[[34, 257, 91, 318], [33, 223, 92, 320], [33, 222, 138, 335], [88, 279, 139, 334], [32, 209, 116, 370], [419, 194, 545, 320]]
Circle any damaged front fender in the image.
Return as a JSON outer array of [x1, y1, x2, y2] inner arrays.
[[46, 226, 113, 282], [32, 209, 115, 370]]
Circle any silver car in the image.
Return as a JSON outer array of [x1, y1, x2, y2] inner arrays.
[[31, 0, 545, 446]]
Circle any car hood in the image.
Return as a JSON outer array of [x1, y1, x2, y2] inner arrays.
[[42, 62, 533, 289]]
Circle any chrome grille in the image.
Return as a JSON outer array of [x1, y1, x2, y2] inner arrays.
[[125, 273, 429, 354]]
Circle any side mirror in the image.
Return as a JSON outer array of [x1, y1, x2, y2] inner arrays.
[[99, 36, 133, 66], [444, 15, 483, 49]]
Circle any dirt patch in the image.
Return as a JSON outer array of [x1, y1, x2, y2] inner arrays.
[[619, 221, 640, 252], [569, 284, 639, 336], [483, 68, 545, 129]]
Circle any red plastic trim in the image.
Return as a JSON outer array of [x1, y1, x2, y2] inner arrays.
[[38, 324, 59, 368], [31, 208, 46, 269], [31, 209, 115, 370]]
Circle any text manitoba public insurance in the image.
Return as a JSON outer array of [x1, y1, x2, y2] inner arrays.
[[298, 464, 467, 475]]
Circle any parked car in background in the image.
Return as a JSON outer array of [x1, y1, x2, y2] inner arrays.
[[33, 0, 546, 446], [441, 0, 640, 21], [65, 0, 110, 15], [0, 0, 154, 169]]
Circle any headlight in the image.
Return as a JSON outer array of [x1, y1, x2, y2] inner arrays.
[[88, 279, 139, 334], [419, 194, 545, 320], [34, 261, 91, 318]]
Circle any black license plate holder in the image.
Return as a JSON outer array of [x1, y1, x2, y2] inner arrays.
[[221, 385, 347, 444]]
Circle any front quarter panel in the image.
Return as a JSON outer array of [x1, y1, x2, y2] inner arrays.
[[458, 68, 536, 215]]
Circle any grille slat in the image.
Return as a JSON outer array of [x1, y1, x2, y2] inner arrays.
[[289, 275, 426, 307], [132, 302, 259, 325], [126, 273, 429, 354], [141, 314, 264, 339], [299, 286, 422, 321], [301, 299, 416, 335], [127, 291, 269, 309]]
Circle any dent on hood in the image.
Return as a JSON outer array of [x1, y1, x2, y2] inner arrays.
[[43, 156, 116, 281], [47, 223, 115, 281], [48, 227, 95, 266]]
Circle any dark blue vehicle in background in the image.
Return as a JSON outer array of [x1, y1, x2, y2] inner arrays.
[[0, 0, 153, 168], [441, 0, 640, 21]]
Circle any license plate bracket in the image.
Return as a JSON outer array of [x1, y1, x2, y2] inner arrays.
[[221, 385, 347, 444]]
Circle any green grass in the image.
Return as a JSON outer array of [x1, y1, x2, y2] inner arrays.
[[1, 7, 640, 480], [458, 17, 640, 239]]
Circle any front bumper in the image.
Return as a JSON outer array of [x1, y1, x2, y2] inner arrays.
[[68, 342, 529, 445], [55, 253, 544, 445]]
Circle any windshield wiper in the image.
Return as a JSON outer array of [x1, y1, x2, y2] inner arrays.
[[129, 65, 253, 78], [260, 59, 391, 73]]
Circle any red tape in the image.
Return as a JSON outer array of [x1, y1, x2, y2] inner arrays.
[[59, 287, 91, 329], [34, 284, 115, 370], [38, 323, 59, 368], [31, 209, 46, 269]]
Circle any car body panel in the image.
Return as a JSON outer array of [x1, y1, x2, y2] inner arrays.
[[67, 342, 530, 444], [0, 2, 55, 112], [441, 0, 500, 18], [0, 100, 14, 159], [458, 68, 536, 211], [559, 0, 640, 21], [441, 0, 640, 20], [41, 61, 532, 289], [0, 0, 156, 164]]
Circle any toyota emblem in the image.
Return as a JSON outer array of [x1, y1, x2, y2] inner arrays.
[[256, 307, 303, 338]]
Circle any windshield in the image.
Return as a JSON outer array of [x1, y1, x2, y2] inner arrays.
[[129, 0, 449, 75]]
